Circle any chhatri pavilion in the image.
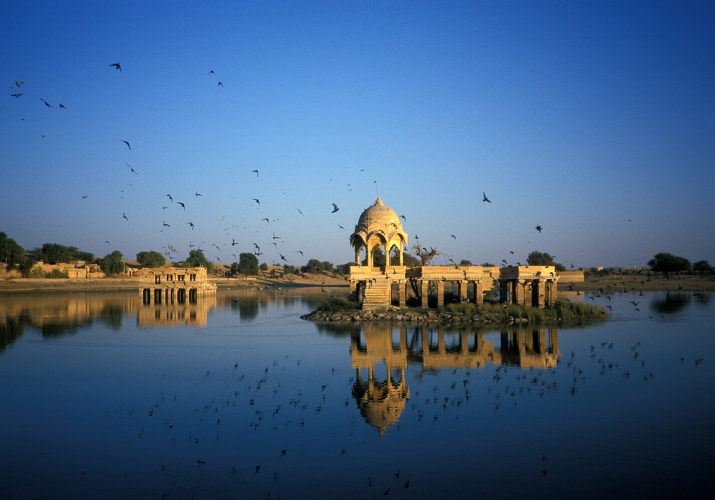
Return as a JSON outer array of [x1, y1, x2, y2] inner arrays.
[[348, 198, 571, 310]]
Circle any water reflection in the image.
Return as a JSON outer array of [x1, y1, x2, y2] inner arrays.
[[350, 323, 560, 434], [650, 291, 691, 314], [0, 290, 349, 351], [2, 290, 714, 499]]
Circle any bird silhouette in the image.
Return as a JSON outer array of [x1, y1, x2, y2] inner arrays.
[[451, 234, 456, 239], [40, 98, 52, 107], [121, 140, 131, 150], [218, 82, 223, 87], [187, 222, 194, 230], [123, 213, 128, 221], [535, 224, 542, 233], [253, 199, 260, 206], [297, 250, 303, 256], [110, 63, 121, 72], [483, 192, 492, 203], [208, 70, 214, 74], [10, 93, 22, 98], [15, 81, 24, 87], [195, 191, 201, 197], [127, 164, 137, 174], [296, 208, 303, 215], [252, 170, 259, 177], [399, 215, 406, 221], [59, 104, 66, 109], [332, 203, 339, 213], [162, 221, 170, 227], [177, 202, 185, 210], [166, 194, 173, 202]]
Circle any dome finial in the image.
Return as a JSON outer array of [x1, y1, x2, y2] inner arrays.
[[375, 198, 383, 206]]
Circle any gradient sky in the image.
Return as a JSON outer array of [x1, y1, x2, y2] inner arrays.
[[2, 0, 714, 269]]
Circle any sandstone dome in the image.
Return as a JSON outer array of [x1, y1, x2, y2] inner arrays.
[[350, 199, 408, 265]]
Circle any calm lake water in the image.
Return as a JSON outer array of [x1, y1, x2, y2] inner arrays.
[[1, 289, 713, 499]]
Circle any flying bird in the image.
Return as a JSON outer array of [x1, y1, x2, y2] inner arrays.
[[218, 82, 223, 87], [297, 250, 303, 256], [232, 238, 238, 246], [187, 222, 194, 230], [331, 203, 339, 213], [195, 191, 202, 197], [127, 164, 137, 174], [121, 140, 131, 150], [399, 215, 406, 221], [40, 98, 52, 107], [15, 81, 24, 87], [59, 103, 66, 109], [122, 213, 128, 221], [253, 199, 260, 206], [252, 170, 259, 177], [451, 234, 456, 239], [483, 192, 492, 203], [11, 93, 22, 98], [82, 195, 88, 199], [535, 224, 542, 233], [162, 221, 171, 227], [166, 194, 173, 202], [297, 208, 303, 215], [208, 70, 214, 74], [177, 202, 185, 210], [110, 63, 121, 72], [338, 224, 345, 229]]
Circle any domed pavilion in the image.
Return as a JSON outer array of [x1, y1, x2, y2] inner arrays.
[[347, 198, 565, 310], [350, 198, 408, 268]]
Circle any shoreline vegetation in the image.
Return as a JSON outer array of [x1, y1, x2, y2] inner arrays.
[[301, 298, 609, 325]]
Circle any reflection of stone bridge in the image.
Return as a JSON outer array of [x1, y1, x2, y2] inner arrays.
[[350, 322, 560, 434]]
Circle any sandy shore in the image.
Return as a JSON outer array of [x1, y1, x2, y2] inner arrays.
[[1, 272, 712, 294], [0, 272, 350, 294]]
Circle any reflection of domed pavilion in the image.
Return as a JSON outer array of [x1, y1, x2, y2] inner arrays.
[[348, 198, 569, 310], [351, 323, 410, 436]]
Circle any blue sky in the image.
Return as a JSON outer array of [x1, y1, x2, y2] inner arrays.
[[2, 0, 713, 269]]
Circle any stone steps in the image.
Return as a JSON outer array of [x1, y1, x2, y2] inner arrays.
[[362, 279, 391, 310]]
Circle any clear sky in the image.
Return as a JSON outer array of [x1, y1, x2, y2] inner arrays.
[[2, 0, 714, 269]]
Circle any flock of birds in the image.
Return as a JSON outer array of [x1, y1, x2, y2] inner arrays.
[[10, 67, 551, 269]]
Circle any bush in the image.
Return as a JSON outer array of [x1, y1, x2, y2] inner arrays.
[[316, 297, 359, 312], [44, 269, 69, 279], [260, 263, 268, 271]]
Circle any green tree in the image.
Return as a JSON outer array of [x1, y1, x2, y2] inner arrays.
[[182, 250, 213, 273], [335, 262, 357, 275], [526, 251, 557, 266], [100, 251, 124, 275], [693, 260, 712, 275], [302, 259, 334, 274], [403, 253, 421, 267], [136, 250, 166, 268], [233, 253, 258, 275], [0, 232, 25, 269], [648, 253, 691, 277], [34, 243, 73, 264], [19, 255, 37, 277], [459, 259, 473, 266]]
